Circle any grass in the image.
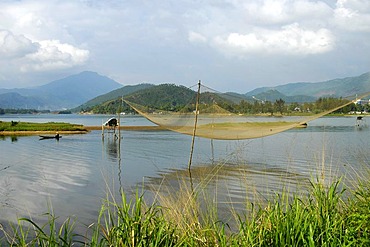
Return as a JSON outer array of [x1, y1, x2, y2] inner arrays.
[[0, 121, 87, 132], [1, 172, 370, 246]]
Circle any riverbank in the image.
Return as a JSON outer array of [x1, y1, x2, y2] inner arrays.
[[84, 125, 166, 131]]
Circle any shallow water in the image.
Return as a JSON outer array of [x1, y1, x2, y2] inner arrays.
[[0, 114, 369, 232]]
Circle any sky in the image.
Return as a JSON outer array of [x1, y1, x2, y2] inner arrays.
[[0, 0, 370, 93]]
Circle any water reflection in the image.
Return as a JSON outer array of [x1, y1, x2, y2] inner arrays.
[[102, 133, 124, 194], [291, 124, 368, 133], [0, 135, 18, 142], [104, 137, 119, 161], [144, 161, 311, 211]]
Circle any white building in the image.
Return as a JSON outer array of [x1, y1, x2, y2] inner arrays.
[[355, 99, 370, 105]]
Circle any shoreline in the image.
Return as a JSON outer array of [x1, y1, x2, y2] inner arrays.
[[0, 126, 167, 136], [0, 130, 89, 136], [84, 125, 166, 131]]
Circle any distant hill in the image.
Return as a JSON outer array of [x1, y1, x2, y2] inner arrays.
[[0, 92, 45, 109], [251, 89, 316, 103], [124, 84, 196, 108], [246, 72, 370, 99], [0, 71, 122, 110], [73, 84, 154, 112], [89, 84, 240, 114], [86, 72, 370, 114]]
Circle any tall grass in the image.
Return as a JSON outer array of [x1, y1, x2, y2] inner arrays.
[[1, 172, 370, 246], [89, 190, 178, 246], [0, 121, 86, 132], [0, 213, 80, 246]]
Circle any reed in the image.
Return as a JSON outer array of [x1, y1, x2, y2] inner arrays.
[[89, 189, 177, 246], [0, 213, 81, 246], [1, 171, 370, 246]]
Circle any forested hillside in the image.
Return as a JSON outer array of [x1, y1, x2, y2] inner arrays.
[[74, 84, 154, 112], [84, 83, 364, 115]]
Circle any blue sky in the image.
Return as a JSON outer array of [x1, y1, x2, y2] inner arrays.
[[0, 0, 369, 92]]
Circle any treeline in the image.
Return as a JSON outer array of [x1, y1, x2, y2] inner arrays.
[[231, 97, 364, 115], [86, 96, 368, 115], [0, 108, 75, 115], [0, 108, 51, 115]]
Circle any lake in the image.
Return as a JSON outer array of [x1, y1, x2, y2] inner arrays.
[[0, 114, 369, 234]]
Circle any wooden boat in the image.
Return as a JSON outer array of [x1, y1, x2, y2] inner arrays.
[[295, 123, 308, 128], [39, 134, 61, 140]]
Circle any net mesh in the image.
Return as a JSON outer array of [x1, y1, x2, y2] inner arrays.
[[124, 83, 369, 140]]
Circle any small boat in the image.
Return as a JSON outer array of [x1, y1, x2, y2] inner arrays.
[[295, 123, 308, 128], [39, 133, 61, 140]]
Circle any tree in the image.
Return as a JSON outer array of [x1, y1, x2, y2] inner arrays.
[[274, 98, 285, 115], [265, 101, 274, 115]]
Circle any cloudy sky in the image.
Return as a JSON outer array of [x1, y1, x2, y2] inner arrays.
[[0, 0, 369, 92]]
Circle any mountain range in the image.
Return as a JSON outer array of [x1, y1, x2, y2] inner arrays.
[[1, 71, 369, 111], [246, 72, 370, 99], [0, 71, 122, 110]]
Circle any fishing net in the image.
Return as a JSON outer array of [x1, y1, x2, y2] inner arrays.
[[124, 83, 368, 140]]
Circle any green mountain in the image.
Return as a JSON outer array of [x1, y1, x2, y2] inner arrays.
[[220, 92, 249, 103], [89, 71, 370, 114], [246, 72, 370, 99], [91, 72, 369, 114], [123, 84, 196, 110], [73, 84, 154, 112], [252, 89, 316, 103], [89, 84, 239, 114]]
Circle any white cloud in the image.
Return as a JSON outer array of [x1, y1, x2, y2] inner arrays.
[[0, 29, 38, 58], [0, 30, 89, 73], [214, 23, 335, 56], [21, 40, 89, 72], [0, 0, 369, 91], [334, 0, 370, 31], [188, 31, 207, 43], [243, 0, 332, 24]]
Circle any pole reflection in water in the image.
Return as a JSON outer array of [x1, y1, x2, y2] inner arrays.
[[102, 131, 123, 196]]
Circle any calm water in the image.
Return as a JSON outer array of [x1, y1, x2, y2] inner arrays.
[[0, 114, 369, 232]]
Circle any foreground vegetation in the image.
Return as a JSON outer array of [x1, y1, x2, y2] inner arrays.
[[0, 121, 87, 132], [1, 173, 369, 246]]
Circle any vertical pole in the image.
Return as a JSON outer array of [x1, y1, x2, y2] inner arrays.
[[118, 110, 120, 140], [210, 139, 214, 164], [188, 80, 201, 171], [101, 119, 104, 140], [118, 96, 123, 195]]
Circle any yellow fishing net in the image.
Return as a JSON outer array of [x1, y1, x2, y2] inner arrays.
[[124, 83, 368, 140]]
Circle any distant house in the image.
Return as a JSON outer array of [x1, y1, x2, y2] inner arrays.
[[355, 99, 370, 105]]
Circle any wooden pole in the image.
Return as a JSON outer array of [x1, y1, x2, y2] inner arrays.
[[101, 119, 104, 140], [188, 80, 201, 171]]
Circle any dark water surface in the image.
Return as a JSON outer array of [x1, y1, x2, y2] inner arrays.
[[0, 114, 369, 232]]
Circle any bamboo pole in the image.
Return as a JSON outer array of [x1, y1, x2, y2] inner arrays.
[[188, 80, 201, 170]]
